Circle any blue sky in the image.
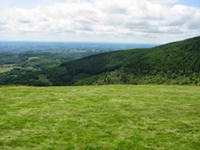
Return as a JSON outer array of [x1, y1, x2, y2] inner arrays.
[[0, 0, 92, 9], [0, 0, 200, 9], [149, 0, 200, 8], [172, 0, 200, 8], [178, 0, 200, 7], [0, 0, 200, 44]]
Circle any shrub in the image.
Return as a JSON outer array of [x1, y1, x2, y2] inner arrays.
[[158, 80, 164, 85], [194, 80, 198, 84], [181, 80, 190, 85], [172, 73, 177, 79], [175, 81, 179, 84]]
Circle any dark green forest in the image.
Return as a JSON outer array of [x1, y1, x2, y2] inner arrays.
[[0, 36, 200, 86]]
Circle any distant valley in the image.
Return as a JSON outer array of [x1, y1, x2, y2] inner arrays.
[[0, 42, 156, 72]]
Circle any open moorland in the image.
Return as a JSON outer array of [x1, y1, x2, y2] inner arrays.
[[0, 85, 199, 149]]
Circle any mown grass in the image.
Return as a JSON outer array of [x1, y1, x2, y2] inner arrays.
[[0, 85, 200, 149]]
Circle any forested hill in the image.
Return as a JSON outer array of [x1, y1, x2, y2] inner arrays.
[[134, 36, 200, 73], [0, 36, 200, 86]]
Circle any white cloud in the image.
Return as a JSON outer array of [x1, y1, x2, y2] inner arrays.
[[0, 0, 200, 43], [150, 0, 180, 4]]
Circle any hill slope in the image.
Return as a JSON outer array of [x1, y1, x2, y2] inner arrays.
[[0, 36, 200, 86]]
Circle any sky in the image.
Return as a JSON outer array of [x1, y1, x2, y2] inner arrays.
[[0, 0, 200, 44]]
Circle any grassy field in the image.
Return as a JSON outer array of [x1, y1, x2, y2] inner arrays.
[[0, 64, 18, 73], [0, 85, 199, 149], [0, 68, 13, 73], [28, 57, 40, 60]]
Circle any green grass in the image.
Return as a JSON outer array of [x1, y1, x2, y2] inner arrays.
[[28, 57, 40, 60], [0, 85, 200, 149]]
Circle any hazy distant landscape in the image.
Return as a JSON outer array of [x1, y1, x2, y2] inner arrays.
[[0, 42, 156, 72], [0, 42, 156, 53]]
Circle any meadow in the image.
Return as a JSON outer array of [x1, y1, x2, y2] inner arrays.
[[0, 85, 199, 149], [0, 64, 20, 73]]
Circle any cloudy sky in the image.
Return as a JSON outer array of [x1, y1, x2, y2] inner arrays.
[[0, 0, 200, 44]]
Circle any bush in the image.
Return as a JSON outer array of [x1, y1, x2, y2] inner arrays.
[[194, 80, 198, 84], [181, 80, 190, 85], [175, 81, 180, 84], [158, 80, 164, 85], [172, 73, 177, 79]]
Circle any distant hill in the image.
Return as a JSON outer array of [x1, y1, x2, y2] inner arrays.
[[0, 36, 200, 86]]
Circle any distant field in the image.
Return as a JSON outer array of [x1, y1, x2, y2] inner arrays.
[[0, 64, 19, 73], [0, 85, 199, 149], [28, 57, 40, 60], [1, 64, 15, 67], [0, 68, 13, 73]]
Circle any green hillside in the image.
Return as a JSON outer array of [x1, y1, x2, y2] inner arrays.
[[0, 36, 200, 86], [0, 85, 200, 149]]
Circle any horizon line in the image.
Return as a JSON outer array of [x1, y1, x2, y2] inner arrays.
[[0, 40, 159, 45]]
